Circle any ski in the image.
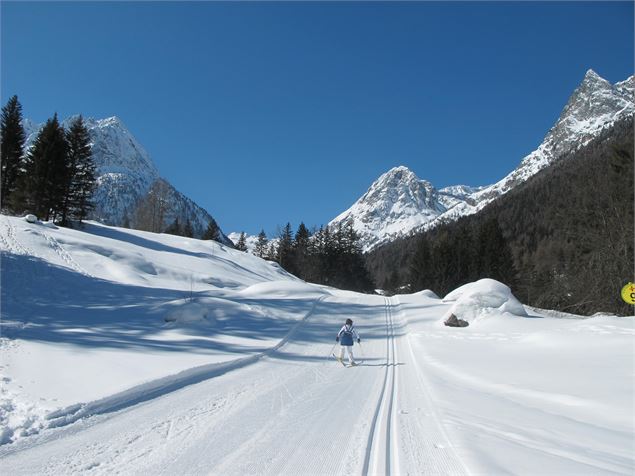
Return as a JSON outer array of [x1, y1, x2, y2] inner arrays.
[[332, 353, 348, 367], [332, 354, 359, 367]]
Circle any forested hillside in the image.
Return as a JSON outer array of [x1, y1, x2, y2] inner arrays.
[[367, 117, 634, 315]]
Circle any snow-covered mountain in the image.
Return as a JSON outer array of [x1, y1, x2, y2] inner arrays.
[[440, 69, 635, 219], [329, 166, 478, 251], [228, 231, 280, 257], [331, 69, 634, 251], [23, 116, 231, 243]]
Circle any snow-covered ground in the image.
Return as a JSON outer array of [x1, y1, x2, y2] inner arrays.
[[1, 214, 633, 474]]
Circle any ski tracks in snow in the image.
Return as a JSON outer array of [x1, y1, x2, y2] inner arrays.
[[364, 297, 399, 475], [364, 296, 469, 476], [1, 216, 90, 277], [0, 294, 471, 475], [41, 232, 90, 277], [0, 217, 35, 257]]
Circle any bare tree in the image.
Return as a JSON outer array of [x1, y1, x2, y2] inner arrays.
[[134, 179, 171, 233]]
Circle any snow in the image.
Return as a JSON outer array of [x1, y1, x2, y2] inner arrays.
[[1, 214, 633, 474], [0, 214, 307, 444], [329, 166, 448, 252], [400, 293, 634, 475], [23, 116, 231, 242], [330, 71, 634, 251], [442, 278, 528, 324]]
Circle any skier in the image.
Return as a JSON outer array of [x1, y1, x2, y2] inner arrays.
[[335, 318, 361, 366]]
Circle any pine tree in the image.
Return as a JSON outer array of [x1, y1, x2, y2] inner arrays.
[[477, 217, 516, 286], [254, 229, 268, 258], [1, 95, 26, 210], [22, 114, 69, 221], [294, 222, 310, 249], [64, 116, 95, 224], [276, 223, 293, 269], [202, 219, 221, 241], [266, 241, 278, 261], [122, 211, 131, 229], [183, 218, 194, 238], [409, 235, 432, 292], [236, 232, 248, 252], [383, 269, 400, 294], [292, 222, 311, 278], [165, 217, 181, 235], [319, 226, 335, 283]]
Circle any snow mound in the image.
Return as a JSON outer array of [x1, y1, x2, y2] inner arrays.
[[442, 279, 527, 324], [163, 297, 271, 326], [164, 300, 215, 325], [412, 289, 440, 299], [240, 280, 330, 298]]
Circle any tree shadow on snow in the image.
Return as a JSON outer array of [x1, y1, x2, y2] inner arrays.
[[1, 253, 404, 361]]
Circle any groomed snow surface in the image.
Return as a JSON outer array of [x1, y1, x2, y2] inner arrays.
[[1, 214, 633, 475]]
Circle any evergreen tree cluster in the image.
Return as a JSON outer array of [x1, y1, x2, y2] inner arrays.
[[367, 116, 634, 315], [202, 219, 221, 241], [234, 232, 248, 251], [1, 96, 96, 225], [252, 221, 374, 293], [408, 218, 516, 297]]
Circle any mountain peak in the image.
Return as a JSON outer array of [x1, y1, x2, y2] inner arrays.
[[330, 165, 445, 251], [329, 71, 634, 252], [376, 165, 419, 185], [386, 165, 412, 174], [578, 69, 611, 89]]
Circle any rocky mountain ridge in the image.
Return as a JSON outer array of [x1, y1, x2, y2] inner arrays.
[[329, 69, 634, 251], [23, 116, 231, 243]]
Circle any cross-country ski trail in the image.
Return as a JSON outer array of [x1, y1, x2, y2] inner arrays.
[[0, 293, 469, 475]]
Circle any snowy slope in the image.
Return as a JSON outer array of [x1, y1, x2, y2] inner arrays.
[[23, 116, 231, 243], [0, 213, 312, 444], [0, 214, 633, 474], [331, 70, 634, 251]]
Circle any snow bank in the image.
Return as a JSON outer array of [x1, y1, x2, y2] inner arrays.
[[442, 278, 527, 324], [240, 280, 330, 299], [164, 300, 216, 325], [163, 297, 276, 326], [411, 289, 440, 299]]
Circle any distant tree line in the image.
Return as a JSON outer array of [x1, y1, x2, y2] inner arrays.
[[246, 221, 374, 293], [404, 217, 517, 297], [367, 116, 634, 315], [1, 95, 96, 225], [129, 178, 225, 243]]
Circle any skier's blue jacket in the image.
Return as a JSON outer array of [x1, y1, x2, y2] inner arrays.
[[337, 324, 360, 347]]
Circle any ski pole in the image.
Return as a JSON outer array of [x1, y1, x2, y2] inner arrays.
[[327, 342, 337, 358]]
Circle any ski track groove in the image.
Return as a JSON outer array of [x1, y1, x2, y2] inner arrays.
[[1, 217, 35, 257], [42, 232, 91, 277], [363, 296, 398, 475]]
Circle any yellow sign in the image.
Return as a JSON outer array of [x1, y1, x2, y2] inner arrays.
[[621, 282, 635, 305]]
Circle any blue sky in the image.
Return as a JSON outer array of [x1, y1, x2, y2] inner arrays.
[[2, 1, 633, 236]]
